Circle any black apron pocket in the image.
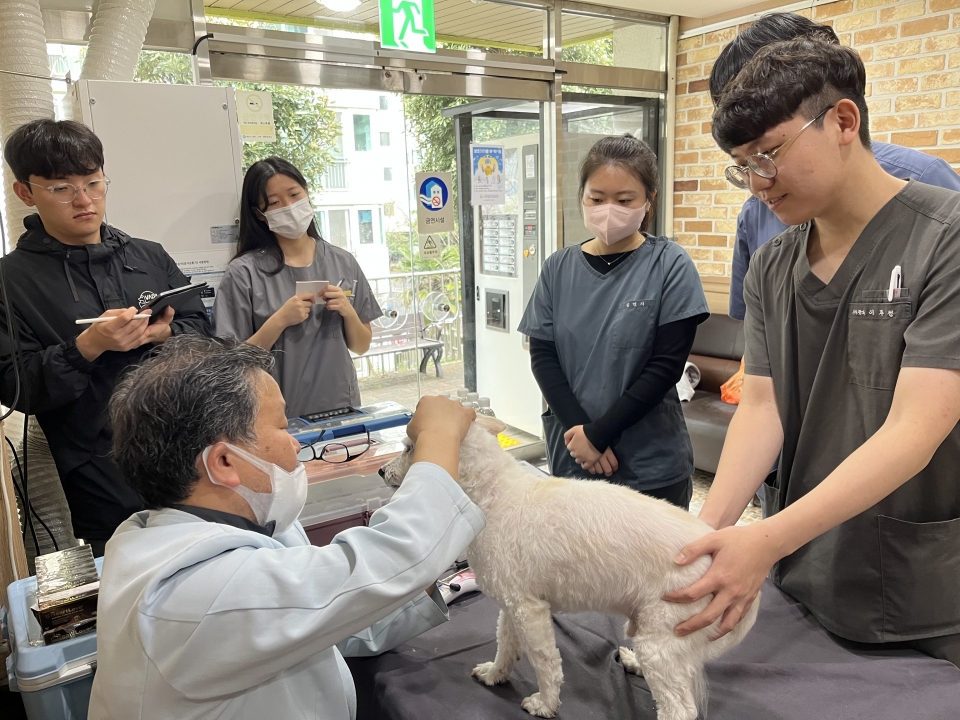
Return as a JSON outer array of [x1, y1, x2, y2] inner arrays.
[[611, 298, 656, 349], [878, 514, 960, 637], [761, 472, 780, 519], [846, 301, 911, 390]]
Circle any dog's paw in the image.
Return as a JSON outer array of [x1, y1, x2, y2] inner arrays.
[[521, 693, 558, 718], [619, 646, 644, 677], [472, 661, 509, 686]]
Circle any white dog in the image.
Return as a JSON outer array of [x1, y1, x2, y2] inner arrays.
[[380, 417, 758, 720]]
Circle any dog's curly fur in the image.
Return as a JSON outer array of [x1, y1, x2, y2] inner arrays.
[[381, 418, 759, 720]]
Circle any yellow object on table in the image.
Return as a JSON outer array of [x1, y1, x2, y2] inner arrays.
[[497, 433, 521, 449]]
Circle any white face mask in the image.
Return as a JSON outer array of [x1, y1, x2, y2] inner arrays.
[[202, 443, 308, 536], [262, 197, 315, 239]]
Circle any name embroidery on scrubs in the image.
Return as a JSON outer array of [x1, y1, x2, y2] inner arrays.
[[625, 301, 645, 308], [851, 308, 899, 318]]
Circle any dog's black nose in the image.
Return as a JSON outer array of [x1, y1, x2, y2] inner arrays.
[[378, 467, 386, 479]]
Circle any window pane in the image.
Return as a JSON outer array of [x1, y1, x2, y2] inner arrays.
[[315, 210, 326, 239], [333, 112, 344, 156], [379, 95, 389, 110], [380, 132, 390, 147], [353, 115, 371, 152], [383, 167, 392, 182], [561, 14, 666, 70], [328, 209, 349, 249], [358, 209, 374, 244]]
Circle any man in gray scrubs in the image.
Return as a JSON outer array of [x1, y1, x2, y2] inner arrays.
[[665, 39, 960, 667]]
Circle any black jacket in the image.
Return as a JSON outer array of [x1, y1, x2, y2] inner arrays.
[[0, 214, 211, 540]]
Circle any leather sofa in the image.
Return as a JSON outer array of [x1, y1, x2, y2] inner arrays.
[[681, 314, 744, 473]]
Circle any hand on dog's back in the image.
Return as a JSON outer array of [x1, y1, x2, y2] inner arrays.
[[407, 397, 477, 479]]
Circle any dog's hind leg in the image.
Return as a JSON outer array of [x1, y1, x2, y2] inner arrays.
[[472, 610, 523, 686], [620, 612, 645, 677], [633, 632, 700, 720], [510, 599, 563, 718]]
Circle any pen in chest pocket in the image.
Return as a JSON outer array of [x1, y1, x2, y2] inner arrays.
[[887, 265, 902, 302]]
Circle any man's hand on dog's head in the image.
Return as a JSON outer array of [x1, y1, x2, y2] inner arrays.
[[406, 397, 476, 480]]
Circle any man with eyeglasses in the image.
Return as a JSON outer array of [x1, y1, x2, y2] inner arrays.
[[663, 39, 960, 668], [0, 119, 211, 555], [711, 12, 960, 322]]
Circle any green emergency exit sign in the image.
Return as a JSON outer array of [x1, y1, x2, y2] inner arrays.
[[379, 0, 436, 53]]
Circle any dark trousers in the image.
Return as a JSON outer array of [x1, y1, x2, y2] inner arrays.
[[639, 477, 692, 511]]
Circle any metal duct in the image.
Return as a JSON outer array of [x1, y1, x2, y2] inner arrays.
[[0, 0, 56, 245]]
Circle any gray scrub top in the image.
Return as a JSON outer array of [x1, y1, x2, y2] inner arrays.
[[519, 236, 709, 490], [745, 181, 960, 644], [213, 242, 382, 418]]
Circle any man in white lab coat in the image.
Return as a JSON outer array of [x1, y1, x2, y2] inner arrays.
[[88, 335, 485, 719]]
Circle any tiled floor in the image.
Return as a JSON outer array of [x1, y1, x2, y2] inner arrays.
[[359, 362, 761, 525]]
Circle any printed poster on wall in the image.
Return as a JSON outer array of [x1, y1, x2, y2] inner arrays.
[[236, 90, 277, 143], [471, 144, 505, 205]]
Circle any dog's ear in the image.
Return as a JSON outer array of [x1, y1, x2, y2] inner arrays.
[[474, 414, 507, 436]]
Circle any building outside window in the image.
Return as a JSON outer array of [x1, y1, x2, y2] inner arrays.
[[328, 209, 349, 248], [383, 168, 392, 182], [353, 115, 371, 151], [380, 132, 390, 147], [358, 209, 374, 244], [379, 95, 389, 110]]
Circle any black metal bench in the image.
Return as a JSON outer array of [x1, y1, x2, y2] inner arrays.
[[354, 312, 445, 377]]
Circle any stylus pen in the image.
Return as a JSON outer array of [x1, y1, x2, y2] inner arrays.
[[76, 314, 150, 325]]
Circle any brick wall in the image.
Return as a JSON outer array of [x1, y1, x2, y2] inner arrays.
[[673, 0, 960, 278]]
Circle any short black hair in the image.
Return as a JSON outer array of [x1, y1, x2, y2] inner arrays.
[[712, 39, 871, 154], [709, 12, 839, 105], [110, 335, 275, 509], [2, 119, 104, 183], [578, 134, 659, 234]]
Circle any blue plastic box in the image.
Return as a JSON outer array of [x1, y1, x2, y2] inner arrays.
[[4, 557, 101, 720]]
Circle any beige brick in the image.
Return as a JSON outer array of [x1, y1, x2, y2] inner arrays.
[[687, 248, 713, 261], [815, 1, 854, 18], [700, 149, 728, 163], [917, 109, 960, 127], [675, 151, 699, 164], [697, 234, 728, 247], [947, 90, 960, 106], [859, 47, 874, 62], [699, 179, 727, 191], [686, 107, 712, 121], [674, 166, 686, 178], [895, 93, 942, 112], [688, 136, 719, 149], [685, 220, 713, 232], [677, 65, 703, 82], [924, 33, 960, 52], [675, 233, 696, 246], [890, 130, 940, 147], [874, 40, 923, 60], [837, 32, 853, 47], [698, 207, 727, 219], [942, 129, 960, 143], [874, 77, 919, 95], [872, 114, 917, 131], [688, 45, 721, 63], [835, 11, 878, 31], [899, 55, 946, 74], [684, 193, 712, 205], [714, 220, 737, 234], [714, 192, 749, 205], [675, 123, 699, 138], [688, 79, 710, 94], [677, 95, 702, 110], [922, 71, 960, 89], [901, 16, 952, 37], [695, 262, 727, 276], [704, 27, 737, 46], [854, 25, 898, 45], [865, 61, 897, 79], [931, 0, 960, 11], [950, 51, 960, 68], [686, 164, 714, 178], [856, 0, 898, 7], [871, 132, 891, 143], [926, 148, 960, 163], [867, 98, 892, 114], [712, 249, 734, 263], [677, 36, 702, 52], [675, 139, 687, 152], [879, 0, 925, 22], [674, 180, 698, 192], [674, 207, 697, 218], [701, 122, 713, 135]]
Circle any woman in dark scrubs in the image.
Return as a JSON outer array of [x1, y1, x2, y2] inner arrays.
[[518, 135, 709, 509]]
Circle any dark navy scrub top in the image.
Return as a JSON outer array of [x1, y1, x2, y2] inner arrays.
[[519, 235, 709, 491]]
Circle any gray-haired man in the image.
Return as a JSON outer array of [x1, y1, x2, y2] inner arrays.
[[89, 334, 485, 719]]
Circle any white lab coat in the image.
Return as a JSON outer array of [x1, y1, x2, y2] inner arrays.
[[87, 462, 485, 719]]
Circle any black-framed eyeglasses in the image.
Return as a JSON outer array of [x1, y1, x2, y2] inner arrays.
[[298, 431, 371, 464], [724, 105, 834, 190], [26, 177, 111, 203]]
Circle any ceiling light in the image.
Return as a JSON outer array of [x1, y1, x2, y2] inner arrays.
[[321, 0, 361, 11]]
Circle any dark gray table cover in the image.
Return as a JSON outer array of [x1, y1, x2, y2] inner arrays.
[[347, 580, 960, 720]]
